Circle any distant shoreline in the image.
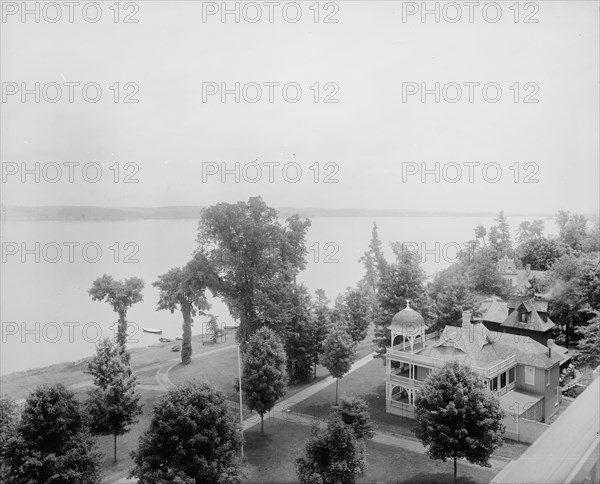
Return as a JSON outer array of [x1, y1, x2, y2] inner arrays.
[[1, 205, 559, 222]]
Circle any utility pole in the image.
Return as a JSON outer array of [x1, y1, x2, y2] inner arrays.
[[237, 342, 244, 458]]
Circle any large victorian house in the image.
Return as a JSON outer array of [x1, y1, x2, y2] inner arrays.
[[385, 303, 563, 424]]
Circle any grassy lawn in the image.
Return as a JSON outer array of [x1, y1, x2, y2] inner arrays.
[[242, 419, 497, 484], [289, 357, 530, 461], [290, 357, 418, 438]]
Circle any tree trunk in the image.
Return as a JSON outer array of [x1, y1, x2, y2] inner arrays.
[[261, 413, 264, 436], [313, 361, 317, 379], [113, 433, 117, 464], [181, 305, 193, 365], [454, 457, 457, 484], [335, 378, 339, 404], [117, 310, 127, 347]]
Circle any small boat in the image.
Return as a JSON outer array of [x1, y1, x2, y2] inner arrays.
[[159, 337, 172, 343], [143, 328, 162, 334], [175, 337, 183, 341]]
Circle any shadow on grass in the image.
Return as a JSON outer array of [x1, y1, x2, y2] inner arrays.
[[395, 473, 481, 484]]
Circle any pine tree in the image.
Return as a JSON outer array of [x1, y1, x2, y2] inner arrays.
[[494, 210, 512, 257], [359, 222, 388, 294]]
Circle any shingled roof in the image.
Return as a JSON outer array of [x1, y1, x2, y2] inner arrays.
[[417, 321, 562, 370], [477, 296, 509, 324], [501, 307, 555, 332]]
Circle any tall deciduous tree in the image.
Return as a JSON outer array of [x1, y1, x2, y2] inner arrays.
[[545, 253, 600, 348], [574, 315, 600, 368], [195, 196, 310, 345], [296, 417, 366, 484], [519, 237, 568, 270], [154, 257, 214, 364], [130, 381, 242, 483], [89, 274, 144, 347], [0, 397, 18, 481], [321, 325, 357, 404], [556, 211, 589, 251], [242, 326, 288, 435], [3, 384, 103, 483], [414, 361, 505, 484], [85, 338, 143, 463]]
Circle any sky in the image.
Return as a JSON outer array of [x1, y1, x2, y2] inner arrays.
[[1, 0, 599, 214]]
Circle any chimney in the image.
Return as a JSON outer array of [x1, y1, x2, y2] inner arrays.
[[547, 339, 553, 358], [462, 311, 472, 326]]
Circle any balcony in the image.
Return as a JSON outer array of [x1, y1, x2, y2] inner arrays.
[[386, 347, 517, 379], [386, 371, 425, 388]]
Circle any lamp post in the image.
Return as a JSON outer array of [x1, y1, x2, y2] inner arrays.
[[237, 342, 244, 458]]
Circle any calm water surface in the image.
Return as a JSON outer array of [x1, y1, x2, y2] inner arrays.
[[0, 215, 556, 375]]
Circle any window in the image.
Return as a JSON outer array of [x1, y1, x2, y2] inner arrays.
[[491, 377, 498, 392], [524, 366, 535, 386], [509, 367, 515, 384], [555, 386, 560, 406], [500, 372, 506, 389]]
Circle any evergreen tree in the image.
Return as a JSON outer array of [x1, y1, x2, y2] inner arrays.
[[321, 325, 357, 404], [4, 384, 103, 483], [285, 285, 317, 382], [130, 381, 242, 483], [494, 210, 512, 257], [335, 284, 372, 344], [429, 275, 476, 330], [414, 361, 505, 484], [309, 289, 332, 378], [242, 326, 288, 435], [85, 338, 143, 463], [359, 222, 388, 294], [372, 244, 429, 358]]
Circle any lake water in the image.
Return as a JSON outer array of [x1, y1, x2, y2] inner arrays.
[[0, 215, 556, 375]]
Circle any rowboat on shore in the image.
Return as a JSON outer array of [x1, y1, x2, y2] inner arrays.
[[143, 328, 162, 334]]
